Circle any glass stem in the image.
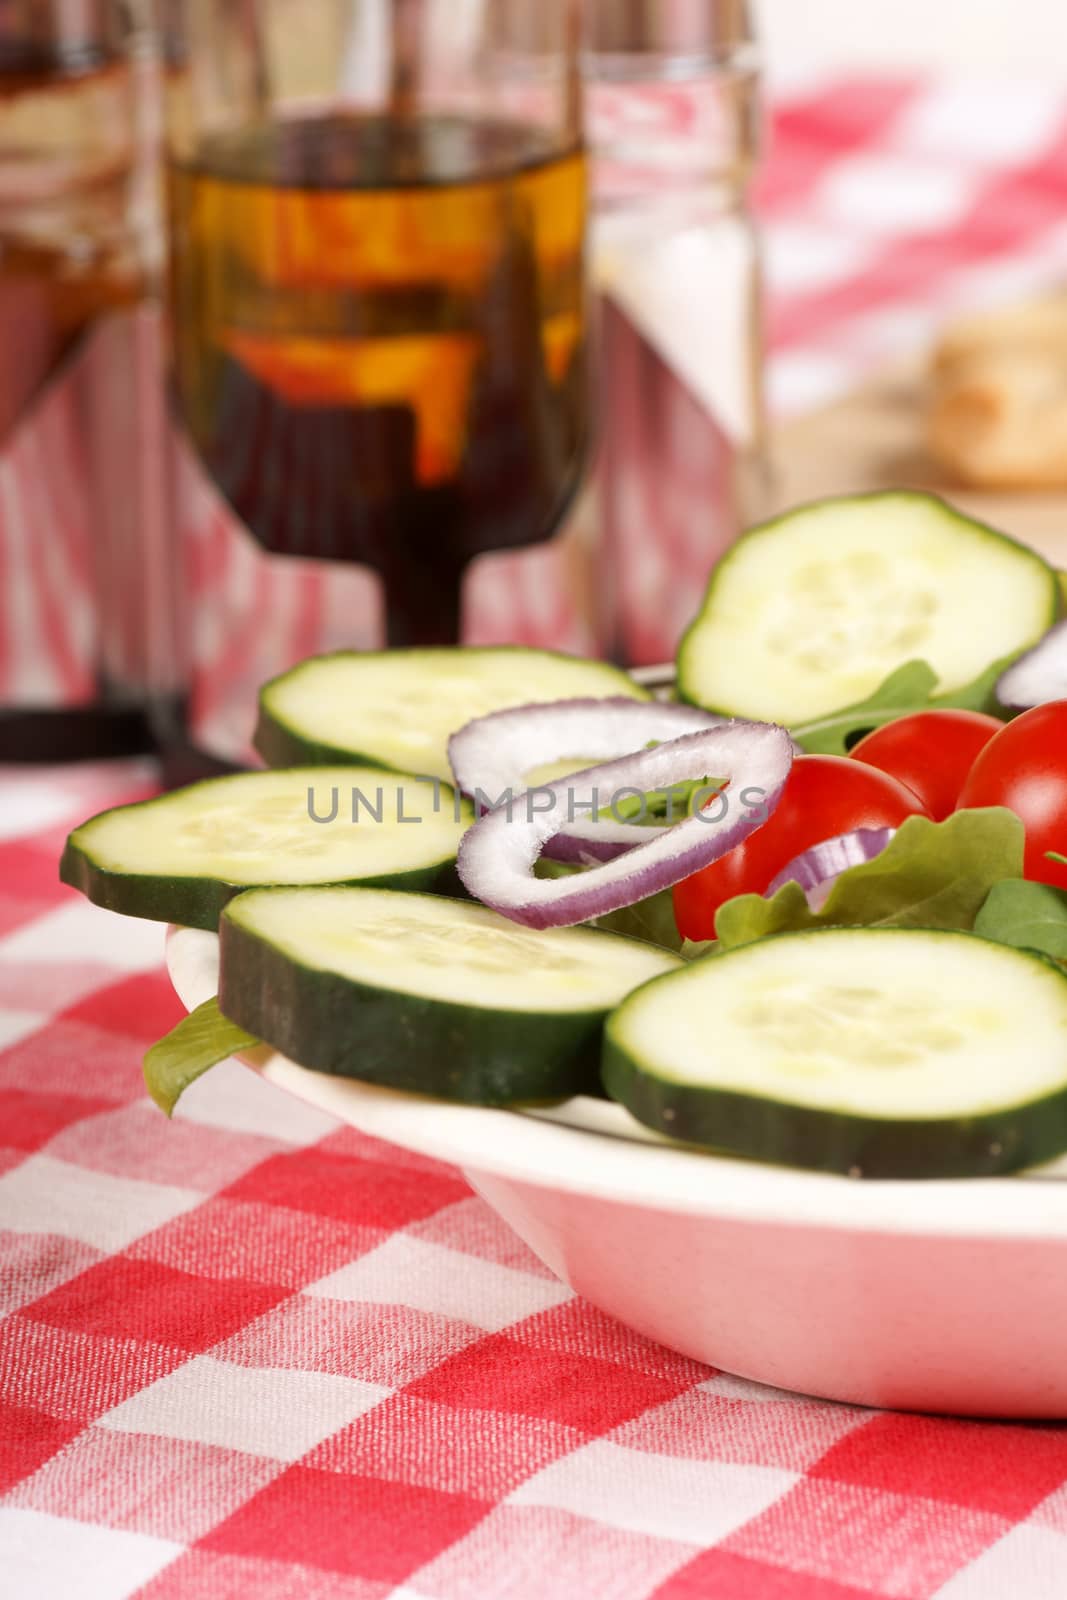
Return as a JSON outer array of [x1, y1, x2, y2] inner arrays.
[[382, 556, 466, 648]]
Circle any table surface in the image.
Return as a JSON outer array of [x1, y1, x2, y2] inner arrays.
[[7, 70, 1067, 1600], [774, 357, 1067, 571]]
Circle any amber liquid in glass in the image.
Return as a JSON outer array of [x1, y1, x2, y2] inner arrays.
[[168, 114, 588, 645]]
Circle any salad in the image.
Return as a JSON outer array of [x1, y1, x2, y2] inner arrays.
[[59, 490, 1067, 1180]]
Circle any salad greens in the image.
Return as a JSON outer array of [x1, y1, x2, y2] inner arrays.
[[606, 776, 722, 825], [591, 889, 686, 952], [712, 808, 1025, 949], [791, 656, 1011, 756], [535, 809, 1027, 960], [144, 997, 259, 1115], [974, 879, 1067, 966]]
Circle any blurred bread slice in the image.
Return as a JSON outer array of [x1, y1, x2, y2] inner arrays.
[[927, 294, 1067, 487]]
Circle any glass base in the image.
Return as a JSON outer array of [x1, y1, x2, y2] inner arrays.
[[0, 702, 162, 764], [0, 695, 242, 788]]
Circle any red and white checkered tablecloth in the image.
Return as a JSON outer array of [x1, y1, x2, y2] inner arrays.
[[7, 73, 1067, 1600]]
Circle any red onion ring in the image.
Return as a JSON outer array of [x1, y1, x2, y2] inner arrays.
[[766, 826, 897, 911], [448, 698, 727, 862], [457, 721, 794, 929], [996, 620, 1067, 712]]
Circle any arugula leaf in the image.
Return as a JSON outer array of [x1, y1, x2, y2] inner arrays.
[[535, 857, 685, 951], [791, 661, 939, 754], [791, 656, 1013, 755], [592, 889, 685, 951], [974, 879, 1067, 964], [607, 777, 723, 825], [933, 653, 1017, 715], [714, 807, 1025, 950], [681, 937, 715, 961], [144, 997, 260, 1116], [1050, 853, 1067, 867]]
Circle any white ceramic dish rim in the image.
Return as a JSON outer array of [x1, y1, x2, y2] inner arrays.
[[168, 925, 1067, 1243]]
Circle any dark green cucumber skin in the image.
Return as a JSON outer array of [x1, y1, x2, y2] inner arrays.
[[59, 835, 461, 932], [602, 1033, 1067, 1180], [254, 646, 650, 770], [218, 908, 607, 1105], [253, 713, 372, 771], [677, 489, 1061, 714]]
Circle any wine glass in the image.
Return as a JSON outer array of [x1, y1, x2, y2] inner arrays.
[[164, 0, 587, 650]]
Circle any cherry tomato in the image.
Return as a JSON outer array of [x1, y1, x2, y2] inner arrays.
[[850, 708, 1003, 820], [955, 701, 1067, 890], [672, 754, 930, 942]]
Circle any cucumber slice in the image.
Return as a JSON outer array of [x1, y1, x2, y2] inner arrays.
[[603, 926, 1067, 1177], [60, 768, 472, 930], [255, 647, 650, 782], [219, 886, 681, 1104], [677, 492, 1058, 725]]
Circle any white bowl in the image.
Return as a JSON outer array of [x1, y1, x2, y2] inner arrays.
[[169, 925, 1067, 1418]]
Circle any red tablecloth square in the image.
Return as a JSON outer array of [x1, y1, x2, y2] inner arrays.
[[201, 1464, 492, 1583], [0, 1401, 82, 1496], [61, 970, 186, 1042], [811, 1413, 1067, 1521], [221, 1146, 469, 1231], [508, 1296, 709, 1383], [23, 1255, 289, 1354], [652, 1547, 882, 1600], [0, 1086, 114, 1153], [407, 1329, 692, 1433]]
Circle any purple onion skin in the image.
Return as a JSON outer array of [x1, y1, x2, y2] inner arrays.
[[765, 827, 897, 909], [457, 722, 794, 930], [996, 620, 1067, 713], [448, 696, 727, 859]]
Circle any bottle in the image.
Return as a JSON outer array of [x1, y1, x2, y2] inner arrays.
[[584, 0, 768, 667], [0, 0, 175, 760]]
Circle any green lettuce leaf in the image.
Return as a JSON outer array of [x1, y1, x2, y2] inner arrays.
[[974, 879, 1067, 964], [592, 888, 684, 951], [933, 654, 1017, 714], [714, 807, 1025, 950], [791, 656, 1012, 755], [144, 996, 260, 1116], [791, 661, 938, 754], [607, 777, 723, 825], [536, 856, 684, 952]]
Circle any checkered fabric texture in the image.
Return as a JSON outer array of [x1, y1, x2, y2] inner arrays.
[[7, 74, 1067, 1599]]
